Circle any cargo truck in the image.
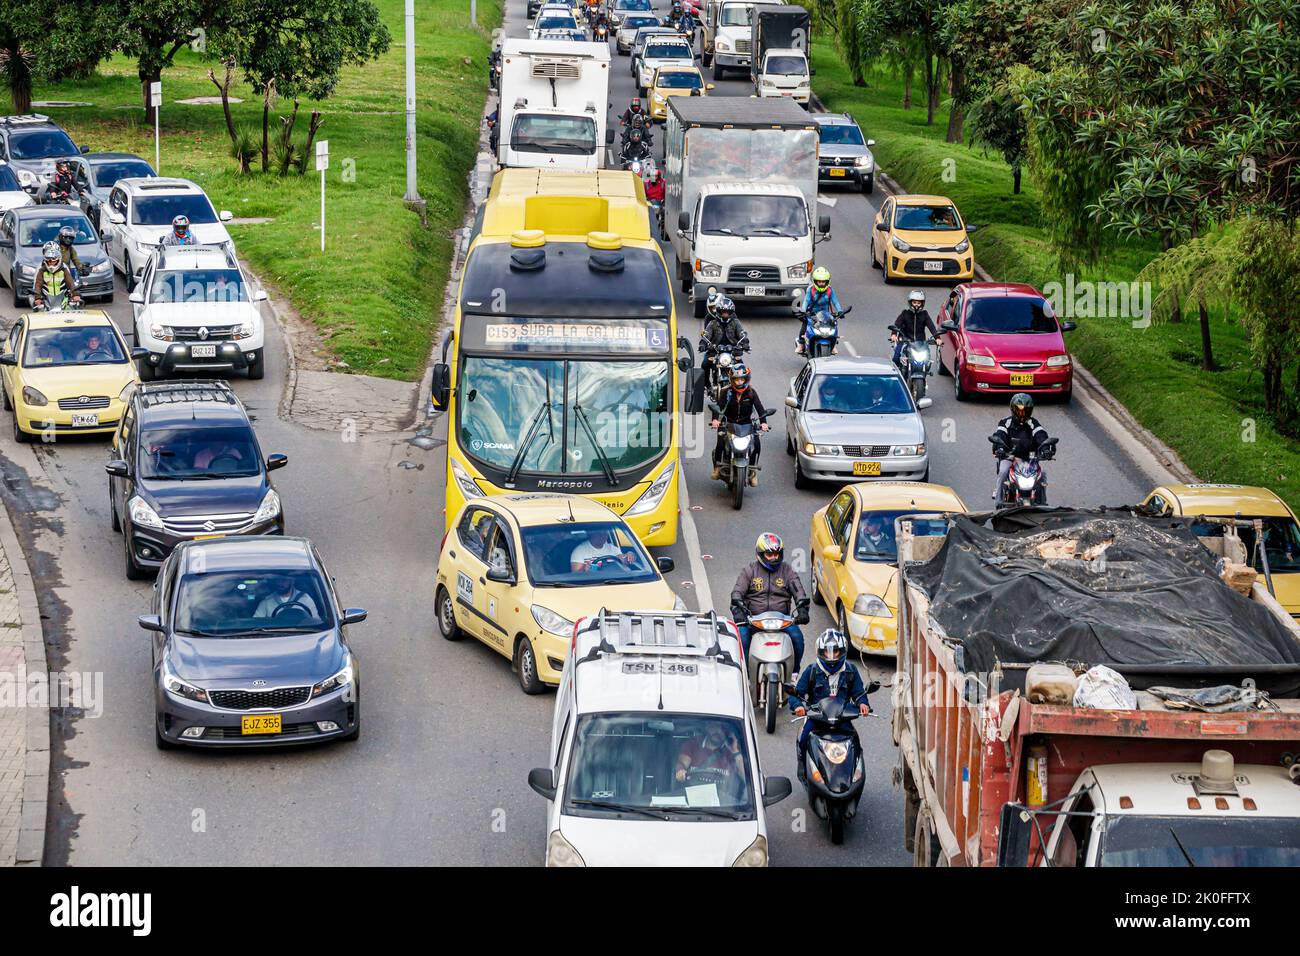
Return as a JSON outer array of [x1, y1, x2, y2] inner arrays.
[[893, 508, 1300, 867], [498, 38, 613, 172], [703, 0, 785, 80], [749, 4, 810, 87]]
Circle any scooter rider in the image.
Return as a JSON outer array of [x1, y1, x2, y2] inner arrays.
[[32, 242, 81, 311], [56, 225, 86, 282], [890, 289, 938, 367], [643, 166, 665, 203], [46, 159, 78, 202], [619, 98, 648, 132], [699, 294, 748, 382], [991, 392, 1052, 502], [797, 266, 844, 354], [709, 364, 769, 487], [790, 628, 871, 782], [731, 532, 810, 667]]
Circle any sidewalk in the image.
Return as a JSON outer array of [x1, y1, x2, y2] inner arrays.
[[0, 501, 47, 867]]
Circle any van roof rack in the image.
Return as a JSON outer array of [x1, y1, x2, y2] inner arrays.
[[576, 609, 740, 669]]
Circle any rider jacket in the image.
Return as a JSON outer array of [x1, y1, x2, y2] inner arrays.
[[644, 177, 665, 202], [731, 559, 808, 617], [801, 286, 843, 316], [712, 384, 767, 424], [699, 315, 748, 354], [59, 244, 86, 277], [33, 263, 78, 305], [789, 660, 871, 714], [48, 169, 78, 199], [161, 230, 197, 247], [992, 415, 1050, 459], [891, 308, 938, 342]]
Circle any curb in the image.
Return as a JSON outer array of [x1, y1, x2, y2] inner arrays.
[[241, 262, 300, 426], [0, 496, 48, 867]]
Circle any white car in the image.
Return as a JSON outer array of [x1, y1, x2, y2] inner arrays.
[[636, 37, 695, 90], [98, 177, 234, 291], [527, 610, 792, 866], [531, 7, 580, 37], [128, 244, 268, 380], [0, 162, 34, 214]]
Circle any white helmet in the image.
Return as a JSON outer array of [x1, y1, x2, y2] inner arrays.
[[630, 160, 643, 177], [908, 289, 925, 307], [41, 241, 61, 266], [816, 628, 848, 662]]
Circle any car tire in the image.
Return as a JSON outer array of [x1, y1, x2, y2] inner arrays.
[[124, 254, 135, 293], [693, 289, 707, 318], [12, 409, 31, 444], [793, 453, 811, 490], [937, 352, 951, 376], [811, 575, 826, 605], [436, 585, 465, 641], [921, 466, 930, 482], [11, 272, 21, 308], [124, 533, 149, 581], [109, 485, 120, 532], [341, 701, 360, 742], [138, 354, 155, 382], [1, 382, 10, 412], [837, 605, 850, 645], [246, 352, 265, 381], [1058, 388, 1073, 405], [785, 432, 794, 456], [515, 637, 546, 695], [713, 60, 724, 81], [869, 238, 881, 270], [953, 361, 969, 401], [862, 174, 874, 195], [155, 721, 179, 751]]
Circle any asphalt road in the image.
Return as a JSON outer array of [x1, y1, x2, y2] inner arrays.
[[0, 0, 1155, 867]]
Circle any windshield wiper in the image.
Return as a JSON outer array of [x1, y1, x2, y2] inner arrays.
[[1168, 826, 1197, 867], [175, 627, 226, 638], [570, 799, 668, 820], [506, 401, 555, 485], [237, 625, 325, 635], [653, 804, 744, 819], [572, 403, 617, 486]]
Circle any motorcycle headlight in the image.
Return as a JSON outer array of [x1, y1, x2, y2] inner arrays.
[[547, 829, 586, 867], [311, 656, 354, 698], [162, 660, 209, 704], [92, 260, 112, 274], [1046, 353, 1071, 367], [732, 834, 768, 867], [128, 495, 164, 531], [909, 346, 928, 362], [731, 433, 752, 452], [803, 442, 841, 457], [695, 259, 722, 279], [891, 236, 911, 253], [532, 605, 574, 637], [818, 738, 849, 765], [625, 464, 674, 517], [717, 352, 733, 368], [891, 444, 925, 457], [966, 353, 996, 367], [252, 489, 281, 524], [451, 459, 484, 499], [1016, 473, 1036, 490], [20, 386, 48, 407], [854, 154, 874, 169], [955, 238, 970, 253], [853, 594, 890, 616], [149, 323, 174, 342]]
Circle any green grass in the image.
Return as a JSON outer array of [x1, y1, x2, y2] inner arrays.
[[811, 45, 1300, 510], [4, 0, 503, 380]]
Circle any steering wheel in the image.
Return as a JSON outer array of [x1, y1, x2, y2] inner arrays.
[[587, 554, 625, 572], [207, 453, 241, 471], [82, 349, 111, 361], [684, 768, 728, 788], [271, 601, 312, 619]]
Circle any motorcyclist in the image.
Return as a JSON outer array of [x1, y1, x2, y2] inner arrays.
[[709, 364, 769, 487], [890, 288, 938, 368], [643, 166, 665, 203], [56, 225, 86, 282], [797, 266, 844, 354], [46, 159, 78, 202], [698, 294, 748, 385], [487, 108, 499, 154], [160, 214, 197, 246], [592, 10, 609, 36], [31, 241, 81, 311], [619, 97, 647, 130], [621, 127, 650, 163], [679, 6, 697, 33], [730, 532, 809, 667], [790, 629, 872, 783], [991, 392, 1052, 502], [487, 45, 502, 89]]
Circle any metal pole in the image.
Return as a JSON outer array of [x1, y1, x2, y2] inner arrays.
[[320, 168, 326, 252], [403, 0, 422, 204], [471, 0, 477, 26]]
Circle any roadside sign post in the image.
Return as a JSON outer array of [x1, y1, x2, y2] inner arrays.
[[316, 140, 329, 252], [150, 81, 162, 173]]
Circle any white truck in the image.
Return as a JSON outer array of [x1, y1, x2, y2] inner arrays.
[[705, 0, 784, 81], [755, 48, 810, 104], [498, 38, 613, 172], [665, 97, 828, 317]]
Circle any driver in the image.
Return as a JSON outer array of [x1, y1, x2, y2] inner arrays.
[[858, 513, 894, 556], [255, 575, 319, 619], [193, 440, 246, 470], [865, 379, 889, 410], [674, 720, 744, 784], [75, 330, 108, 361], [569, 528, 633, 573]]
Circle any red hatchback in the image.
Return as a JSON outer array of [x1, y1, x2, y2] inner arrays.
[[936, 282, 1077, 403]]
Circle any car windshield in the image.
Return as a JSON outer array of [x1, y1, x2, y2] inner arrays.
[[646, 41, 692, 59], [894, 203, 962, 231], [459, 356, 671, 475], [1101, 816, 1300, 867], [819, 124, 865, 146], [537, 14, 576, 28], [563, 714, 756, 821], [965, 297, 1058, 334], [657, 70, 702, 89], [149, 268, 249, 304], [91, 160, 154, 188], [174, 568, 333, 636], [0, 165, 20, 191], [139, 424, 262, 479], [700, 194, 807, 238], [855, 511, 948, 562], [1189, 515, 1300, 574], [720, 3, 753, 25], [521, 521, 659, 586], [8, 128, 78, 160], [767, 55, 806, 75], [808, 374, 913, 414], [510, 114, 597, 155], [131, 194, 218, 226], [19, 215, 96, 246], [22, 326, 126, 367], [617, 0, 652, 9], [624, 15, 658, 27]]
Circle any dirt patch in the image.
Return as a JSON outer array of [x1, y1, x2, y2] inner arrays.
[[174, 96, 245, 105]]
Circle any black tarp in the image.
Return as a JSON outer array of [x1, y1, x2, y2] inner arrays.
[[907, 507, 1300, 695]]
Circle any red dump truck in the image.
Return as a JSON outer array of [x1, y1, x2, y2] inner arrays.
[[892, 508, 1300, 867]]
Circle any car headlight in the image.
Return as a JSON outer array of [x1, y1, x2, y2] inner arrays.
[[451, 459, 483, 499], [532, 605, 574, 637], [717, 37, 731, 51], [653, 93, 666, 103], [17, 169, 37, 187], [853, 594, 890, 616], [803, 442, 841, 457], [695, 258, 722, 279], [128, 495, 164, 531], [252, 489, 281, 524], [1046, 353, 1071, 367], [118, 382, 136, 402], [854, 154, 874, 169], [625, 465, 673, 517], [547, 829, 586, 867], [91, 260, 112, 274], [966, 353, 996, 367], [787, 260, 811, 280], [162, 661, 209, 704], [732, 834, 767, 867], [673, 594, 686, 611], [891, 443, 925, 456], [311, 656, 354, 698], [20, 386, 48, 407], [19, 263, 35, 277], [955, 238, 970, 253], [891, 236, 911, 253], [149, 323, 174, 342], [135, 239, 158, 257], [762, 79, 776, 88]]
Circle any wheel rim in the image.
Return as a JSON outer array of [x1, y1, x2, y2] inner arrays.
[[519, 642, 536, 684], [438, 592, 455, 634]]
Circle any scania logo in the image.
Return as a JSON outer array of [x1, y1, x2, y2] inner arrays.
[[746, 270, 764, 279], [202, 520, 217, 532], [198, 327, 209, 340]]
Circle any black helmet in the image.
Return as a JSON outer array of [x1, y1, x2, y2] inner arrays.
[[57, 225, 76, 247], [714, 295, 736, 322], [1010, 392, 1034, 423]]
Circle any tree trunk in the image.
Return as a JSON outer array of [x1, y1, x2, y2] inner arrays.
[[1197, 296, 1214, 371], [140, 71, 161, 125], [278, 100, 300, 176], [260, 79, 275, 173], [3, 43, 34, 114], [923, 53, 936, 126], [902, 60, 913, 109], [301, 111, 324, 175], [208, 60, 238, 148], [1013, 165, 1021, 194], [945, 59, 965, 144]]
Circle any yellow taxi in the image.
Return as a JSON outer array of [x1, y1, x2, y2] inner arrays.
[[1, 309, 141, 443], [870, 193, 976, 283], [648, 65, 712, 121], [435, 493, 682, 693], [1140, 483, 1300, 617], [810, 481, 966, 654]]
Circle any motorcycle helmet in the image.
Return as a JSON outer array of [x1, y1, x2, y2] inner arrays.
[[41, 241, 61, 268], [1010, 392, 1034, 423], [57, 225, 76, 248], [755, 532, 783, 570], [908, 289, 925, 309], [714, 295, 736, 323], [811, 266, 831, 292], [630, 97, 642, 113], [816, 628, 848, 669], [172, 214, 191, 236], [729, 363, 750, 392]]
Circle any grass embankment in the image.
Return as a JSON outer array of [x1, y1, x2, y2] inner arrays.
[[2, 0, 503, 380], [811, 45, 1300, 508]]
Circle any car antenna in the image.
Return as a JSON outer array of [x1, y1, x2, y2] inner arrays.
[[564, 499, 576, 523]]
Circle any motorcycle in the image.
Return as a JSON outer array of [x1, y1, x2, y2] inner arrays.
[[743, 609, 802, 733], [712, 410, 771, 510], [795, 304, 851, 358], [990, 434, 1058, 508], [794, 686, 879, 845], [620, 134, 651, 167], [895, 334, 941, 404], [33, 293, 83, 313], [701, 342, 748, 404], [593, 22, 609, 40], [39, 183, 79, 205]]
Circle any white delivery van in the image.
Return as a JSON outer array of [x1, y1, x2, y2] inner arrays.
[[498, 38, 613, 172]]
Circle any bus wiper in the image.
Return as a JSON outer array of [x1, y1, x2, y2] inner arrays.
[[572, 403, 617, 486], [506, 402, 554, 485]]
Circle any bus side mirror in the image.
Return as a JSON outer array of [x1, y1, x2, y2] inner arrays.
[[432, 362, 451, 410], [997, 804, 1034, 867]]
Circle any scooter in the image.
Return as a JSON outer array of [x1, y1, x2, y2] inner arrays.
[[744, 609, 802, 733], [991, 435, 1058, 508], [895, 334, 941, 404], [794, 687, 878, 844], [795, 304, 851, 358], [712, 410, 771, 510]]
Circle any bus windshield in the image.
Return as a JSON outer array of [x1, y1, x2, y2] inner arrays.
[[459, 356, 670, 476]]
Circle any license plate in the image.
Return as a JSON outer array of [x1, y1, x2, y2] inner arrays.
[[71, 413, 99, 427], [744, 284, 764, 297], [194, 533, 225, 540], [241, 714, 282, 735], [1009, 373, 1035, 386], [922, 260, 945, 272], [190, 344, 217, 358], [853, 461, 882, 476], [829, 168, 845, 177]]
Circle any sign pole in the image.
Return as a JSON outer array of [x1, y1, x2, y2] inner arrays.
[[316, 140, 329, 252], [151, 81, 162, 173]]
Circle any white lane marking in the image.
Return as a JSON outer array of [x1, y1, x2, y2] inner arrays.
[[817, 196, 837, 208], [840, 339, 858, 357], [676, 460, 714, 613]]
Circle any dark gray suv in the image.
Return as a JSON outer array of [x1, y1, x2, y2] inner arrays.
[[0, 114, 88, 195], [812, 113, 876, 193]]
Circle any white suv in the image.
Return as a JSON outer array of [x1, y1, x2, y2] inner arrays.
[[99, 177, 235, 291], [128, 245, 268, 380], [527, 610, 792, 866]]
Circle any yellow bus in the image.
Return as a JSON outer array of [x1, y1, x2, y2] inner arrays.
[[432, 169, 689, 546]]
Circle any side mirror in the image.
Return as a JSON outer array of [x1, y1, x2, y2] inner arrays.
[[253, 290, 269, 302], [874, 220, 887, 232], [866, 680, 881, 695], [528, 767, 557, 800], [965, 223, 979, 234], [431, 362, 451, 410], [917, 397, 933, 409], [997, 803, 1034, 867], [1060, 321, 1077, 332], [762, 775, 793, 807], [341, 607, 368, 625], [128, 290, 144, 304], [820, 544, 842, 563], [656, 555, 675, 573], [265, 453, 289, 471], [137, 614, 163, 632], [866, 139, 876, 147], [784, 395, 798, 409], [130, 347, 149, 361], [677, 356, 691, 371], [80, 144, 90, 154], [486, 566, 516, 584], [219, 210, 233, 223], [706, 83, 715, 90], [107, 210, 125, 225], [105, 459, 129, 478], [817, 214, 831, 235], [939, 319, 959, 333], [677, 210, 690, 231], [0, 354, 15, 367]]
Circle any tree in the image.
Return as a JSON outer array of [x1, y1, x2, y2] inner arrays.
[[1229, 218, 1300, 424], [967, 83, 1027, 192], [109, 0, 232, 121], [0, 3, 120, 112]]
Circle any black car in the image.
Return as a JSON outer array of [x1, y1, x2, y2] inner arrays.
[[140, 536, 365, 749], [0, 114, 88, 196], [107, 380, 287, 579]]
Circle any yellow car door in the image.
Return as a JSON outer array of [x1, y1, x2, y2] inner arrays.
[[1, 318, 23, 403], [477, 513, 525, 657], [814, 489, 856, 608]]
